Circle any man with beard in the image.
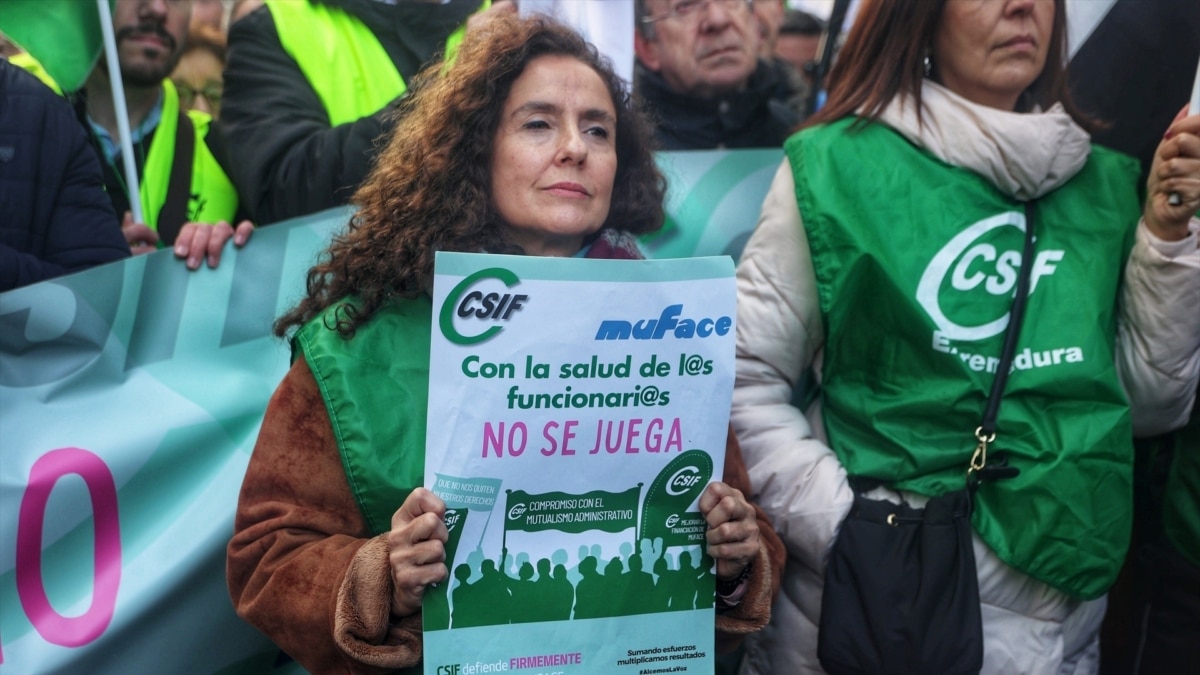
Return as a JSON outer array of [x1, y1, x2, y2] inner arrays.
[[78, 0, 250, 270], [634, 0, 804, 150]]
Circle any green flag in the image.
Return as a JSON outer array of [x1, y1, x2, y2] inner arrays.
[[0, 0, 112, 92], [441, 507, 470, 560], [504, 487, 640, 534], [432, 474, 503, 511], [640, 449, 715, 547]]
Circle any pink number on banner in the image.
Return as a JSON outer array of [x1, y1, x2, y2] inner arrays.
[[15, 448, 122, 648]]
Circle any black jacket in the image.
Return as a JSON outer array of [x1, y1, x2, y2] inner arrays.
[[635, 58, 806, 151], [220, 0, 476, 225], [0, 61, 128, 292]]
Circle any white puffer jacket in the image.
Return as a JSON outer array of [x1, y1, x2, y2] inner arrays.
[[731, 81, 1200, 675]]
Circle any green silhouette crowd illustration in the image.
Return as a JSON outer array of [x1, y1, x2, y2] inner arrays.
[[423, 538, 715, 631]]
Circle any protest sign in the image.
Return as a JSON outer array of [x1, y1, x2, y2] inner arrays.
[[422, 252, 736, 674]]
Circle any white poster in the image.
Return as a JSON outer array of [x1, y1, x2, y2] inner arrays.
[[422, 252, 736, 675]]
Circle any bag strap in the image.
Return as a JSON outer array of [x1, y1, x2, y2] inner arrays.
[[968, 199, 1037, 482], [157, 109, 195, 247]]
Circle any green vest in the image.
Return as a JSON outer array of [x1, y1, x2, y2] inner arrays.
[[294, 297, 432, 537], [1163, 395, 1200, 567], [787, 119, 1141, 599], [142, 79, 239, 235], [264, 0, 485, 127]]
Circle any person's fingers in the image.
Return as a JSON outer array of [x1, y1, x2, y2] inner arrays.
[[698, 482, 759, 578], [1146, 112, 1200, 240], [391, 510, 450, 551], [124, 223, 159, 254], [1153, 171, 1200, 202], [390, 488, 447, 530], [708, 524, 758, 579], [387, 493, 450, 618], [390, 536, 448, 576], [394, 558, 449, 592], [233, 220, 255, 246], [1157, 132, 1200, 166], [1162, 106, 1200, 140], [205, 222, 236, 268], [389, 538, 448, 617], [177, 224, 212, 270], [699, 481, 750, 527], [174, 223, 197, 264]]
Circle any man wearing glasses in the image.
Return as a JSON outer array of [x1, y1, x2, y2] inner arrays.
[[634, 0, 805, 150]]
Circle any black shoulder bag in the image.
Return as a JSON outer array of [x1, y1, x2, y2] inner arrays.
[[816, 201, 1036, 675]]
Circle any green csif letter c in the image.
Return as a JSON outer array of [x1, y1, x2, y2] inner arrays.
[[439, 267, 521, 345]]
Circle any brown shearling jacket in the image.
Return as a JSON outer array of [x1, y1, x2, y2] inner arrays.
[[227, 357, 785, 673]]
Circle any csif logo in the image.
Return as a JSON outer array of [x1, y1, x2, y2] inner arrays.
[[666, 466, 703, 496], [444, 509, 462, 533], [916, 212, 1064, 342], [507, 503, 527, 520], [665, 513, 680, 527], [439, 267, 529, 345]]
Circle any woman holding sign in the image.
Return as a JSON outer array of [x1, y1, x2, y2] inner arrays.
[[227, 15, 782, 674], [731, 0, 1200, 674]]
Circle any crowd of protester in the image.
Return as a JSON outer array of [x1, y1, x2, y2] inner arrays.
[[1, 1, 1197, 674]]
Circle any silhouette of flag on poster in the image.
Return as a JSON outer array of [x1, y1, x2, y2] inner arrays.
[[640, 450, 715, 548], [0, 0, 113, 92], [431, 474, 504, 561], [503, 487, 640, 535], [434, 474, 504, 511]]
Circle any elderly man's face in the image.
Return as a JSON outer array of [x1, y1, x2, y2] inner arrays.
[[112, 0, 192, 87], [636, 0, 760, 99]]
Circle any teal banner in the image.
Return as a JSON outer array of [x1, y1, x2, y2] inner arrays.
[[0, 149, 780, 674]]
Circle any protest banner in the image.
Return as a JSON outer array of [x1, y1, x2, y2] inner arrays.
[[0, 149, 775, 673]]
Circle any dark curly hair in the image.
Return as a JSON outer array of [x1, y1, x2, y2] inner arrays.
[[275, 14, 666, 338]]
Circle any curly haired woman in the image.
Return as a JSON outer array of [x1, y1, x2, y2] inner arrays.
[[227, 15, 782, 674]]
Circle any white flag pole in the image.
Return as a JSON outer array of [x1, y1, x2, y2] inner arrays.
[[96, 0, 144, 224]]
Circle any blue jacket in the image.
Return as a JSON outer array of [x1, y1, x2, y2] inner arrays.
[[0, 60, 128, 292]]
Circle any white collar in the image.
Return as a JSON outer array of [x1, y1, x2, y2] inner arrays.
[[875, 79, 1092, 200]]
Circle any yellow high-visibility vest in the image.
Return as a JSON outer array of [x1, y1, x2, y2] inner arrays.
[[265, 0, 487, 126], [141, 79, 238, 235]]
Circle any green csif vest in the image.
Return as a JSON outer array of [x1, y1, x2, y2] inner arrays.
[[142, 79, 238, 235], [294, 297, 433, 537], [788, 119, 1141, 599], [265, 0, 486, 127]]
